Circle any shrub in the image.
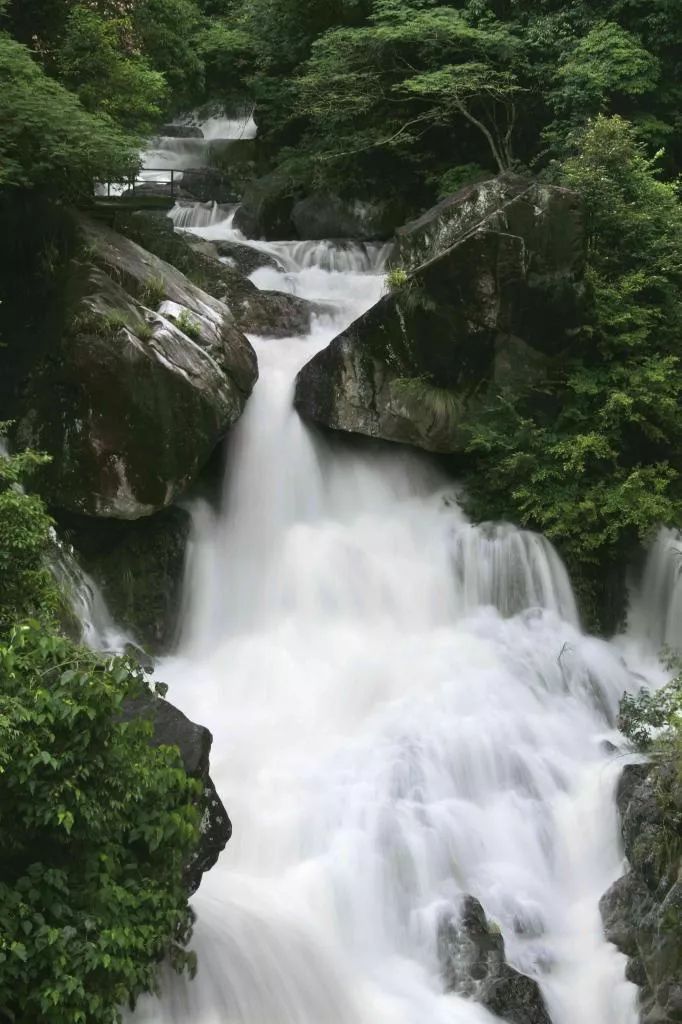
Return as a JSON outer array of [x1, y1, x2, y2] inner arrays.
[[175, 309, 201, 340], [0, 624, 201, 1024]]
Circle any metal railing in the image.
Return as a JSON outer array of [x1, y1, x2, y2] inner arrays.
[[96, 168, 182, 200]]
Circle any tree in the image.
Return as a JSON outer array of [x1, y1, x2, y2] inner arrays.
[[401, 62, 521, 173], [57, 6, 168, 133], [0, 33, 137, 197], [0, 625, 201, 1024]]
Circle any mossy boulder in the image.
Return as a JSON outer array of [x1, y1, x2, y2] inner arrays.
[[14, 217, 257, 519], [294, 176, 585, 453]]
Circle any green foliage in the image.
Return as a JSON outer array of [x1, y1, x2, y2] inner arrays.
[[0, 439, 60, 637], [552, 22, 659, 120], [131, 0, 205, 108], [0, 33, 138, 196], [619, 669, 682, 754], [175, 309, 201, 340], [386, 267, 408, 290], [140, 277, 166, 310], [463, 116, 682, 625], [0, 624, 201, 1023], [57, 7, 168, 133]]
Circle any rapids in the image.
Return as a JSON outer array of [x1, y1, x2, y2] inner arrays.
[[126, 210, 653, 1024]]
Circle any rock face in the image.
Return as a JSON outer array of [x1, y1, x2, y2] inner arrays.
[[600, 762, 682, 1023], [294, 175, 585, 453], [122, 692, 231, 894], [14, 217, 257, 519], [291, 193, 398, 241], [117, 210, 319, 338], [234, 174, 399, 241], [61, 506, 191, 654], [438, 896, 551, 1023]]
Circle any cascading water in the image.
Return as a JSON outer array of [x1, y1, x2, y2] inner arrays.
[[128, 217, 647, 1024], [627, 527, 682, 654]]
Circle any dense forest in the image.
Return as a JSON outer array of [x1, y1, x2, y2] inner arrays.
[[1, 0, 681, 1021]]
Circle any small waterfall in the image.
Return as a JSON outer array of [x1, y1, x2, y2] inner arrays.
[[450, 521, 580, 626], [50, 536, 129, 653], [628, 527, 682, 653], [170, 201, 236, 230]]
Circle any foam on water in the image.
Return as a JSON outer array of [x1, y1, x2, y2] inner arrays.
[[128, 220, 647, 1024]]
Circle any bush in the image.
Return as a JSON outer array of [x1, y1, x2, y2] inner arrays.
[[0, 624, 201, 1024], [0, 439, 59, 637]]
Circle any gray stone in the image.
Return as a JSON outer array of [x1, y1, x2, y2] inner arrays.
[[15, 217, 257, 519], [291, 193, 398, 241], [438, 896, 551, 1024], [600, 762, 682, 1024], [121, 692, 231, 894], [295, 175, 585, 454]]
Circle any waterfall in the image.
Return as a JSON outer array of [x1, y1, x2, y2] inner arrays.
[[170, 201, 237, 230], [627, 527, 682, 655], [127, 214, 645, 1024], [449, 522, 580, 626]]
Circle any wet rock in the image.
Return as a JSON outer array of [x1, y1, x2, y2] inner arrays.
[[600, 762, 682, 1024], [14, 217, 257, 518], [60, 506, 191, 655], [233, 172, 297, 240], [295, 175, 585, 454], [438, 896, 551, 1024], [121, 692, 231, 893], [180, 167, 239, 204], [115, 210, 318, 338], [211, 238, 283, 275], [291, 193, 399, 241], [160, 124, 204, 139]]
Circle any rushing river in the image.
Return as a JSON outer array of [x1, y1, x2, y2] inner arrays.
[[121, 203, 661, 1024]]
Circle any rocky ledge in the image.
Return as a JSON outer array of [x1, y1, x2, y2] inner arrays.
[[294, 174, 585, 454], [600, 762, 682, 1023]]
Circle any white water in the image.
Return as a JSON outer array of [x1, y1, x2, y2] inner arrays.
[[143, 109, 257, 180], [127, 222, 647, 1024], [628, 527, 682, 655]]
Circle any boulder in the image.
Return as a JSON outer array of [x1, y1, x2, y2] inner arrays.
[[438, 896, 551, 1024], [160, 124, 204, 139], [180, 167, 239, 204], [14, 217, 257, 518], [600, 762, 682, 1023], [60, 506, 191, 654], [121, 692, 231, 893], [234, 176, 402, 241], [233, 172, 297, 240], [295, 175, 585, 453], [291, 193, 398, 241], [210, 238, 283, 275]]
